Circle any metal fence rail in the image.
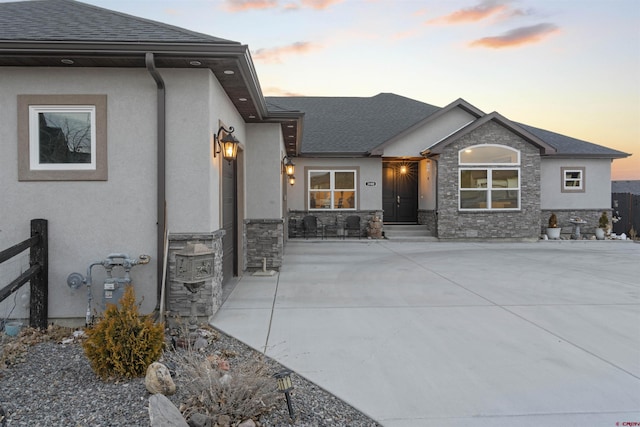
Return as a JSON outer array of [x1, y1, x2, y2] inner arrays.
[[0, 219, 48, 329], [612, 193, 640, 238]]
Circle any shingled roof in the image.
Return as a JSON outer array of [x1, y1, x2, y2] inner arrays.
[[0, 0, 236, 44], [268, 94, 629, 159], [266, 93, 440, 155]]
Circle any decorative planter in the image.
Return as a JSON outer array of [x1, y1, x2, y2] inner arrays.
[[4, 321, 23, 336], [595, 228, 606, 240], [546, 227, 561, 240]]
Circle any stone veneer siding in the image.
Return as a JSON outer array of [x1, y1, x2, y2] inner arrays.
[[417, 209, 437, 236], [244, 219, 284, 271], [437, 121, 541, 240], [288, 210, 384, 238], [167, 231, 224, 319], [541, 209, 611, 239]]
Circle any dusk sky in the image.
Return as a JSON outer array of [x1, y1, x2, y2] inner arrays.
[[81, 0, 639, 180]]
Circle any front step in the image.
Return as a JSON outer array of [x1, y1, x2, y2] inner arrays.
[[383, 224, 438, 242]]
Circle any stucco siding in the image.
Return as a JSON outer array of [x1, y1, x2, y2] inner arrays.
[[382, 108, 476, 157], [286, 158, 382, 211], [0, 67, 158, 317], [540, 158, 612, 209], [245, 123, 284, 219]]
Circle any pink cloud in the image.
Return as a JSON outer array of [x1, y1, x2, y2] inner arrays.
[[224, 0, 343, 12], [225, 0, 278, 12], [469, 23, 560, 48], [252, 41, 322, 63], [264, 86, 305, 96], [428, 0, 509, 24], [301, 0, 344, 10]]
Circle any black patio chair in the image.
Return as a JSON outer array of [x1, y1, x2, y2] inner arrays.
[[303, 215, 322, 239], [344, 215, 361, 239]]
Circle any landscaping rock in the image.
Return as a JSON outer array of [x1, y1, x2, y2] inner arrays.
[[187, 412, 212, 427], [148, 393, 188, 427], [146, 362, 177, 395]]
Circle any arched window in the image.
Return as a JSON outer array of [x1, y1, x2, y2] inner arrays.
[[459, 145, 520, 210]]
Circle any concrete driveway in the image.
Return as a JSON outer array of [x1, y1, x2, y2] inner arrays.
[[212, 240, 640, 426]]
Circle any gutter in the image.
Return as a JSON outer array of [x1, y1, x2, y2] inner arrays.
[[145, 52, 166, 313]]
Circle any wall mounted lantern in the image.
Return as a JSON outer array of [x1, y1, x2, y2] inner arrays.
[[214, 126, 239, 162], [283, 157, 295, 176], [283, 156, 296, 185]]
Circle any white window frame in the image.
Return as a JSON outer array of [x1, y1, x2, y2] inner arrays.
[[459, 144, 520, 166], [18, 94, 108, 181], [458, 168, 521, 211], [308, 169, 357, 211], [561, 167, 585, 192], [28, 105, 97, 171]]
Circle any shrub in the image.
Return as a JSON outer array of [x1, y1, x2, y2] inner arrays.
[[163, 347, 280, 423], [83, 285, 164, 379], [548, 213, 558, 228], [598, 211, 609, 229]]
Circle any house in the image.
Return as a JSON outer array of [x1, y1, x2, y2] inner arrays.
[[0, 0, 300, 324], [0, 0, 630, 325], [267, 94, 630, 240]]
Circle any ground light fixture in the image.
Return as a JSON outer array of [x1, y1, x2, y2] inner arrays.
[[274, 369, 296, 420], [214, 125, 239, 162]]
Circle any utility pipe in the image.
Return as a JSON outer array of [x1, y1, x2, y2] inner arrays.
[[145, 52, 166, 314]]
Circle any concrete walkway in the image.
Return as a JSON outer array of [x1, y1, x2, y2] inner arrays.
[[212, 240, 640, 426]]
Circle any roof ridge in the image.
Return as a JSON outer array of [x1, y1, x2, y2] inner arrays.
[[0, 0, 239, 44]]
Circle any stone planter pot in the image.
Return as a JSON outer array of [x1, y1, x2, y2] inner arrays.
[[546, 227, 561, 239], [595, 228, 606, 240]]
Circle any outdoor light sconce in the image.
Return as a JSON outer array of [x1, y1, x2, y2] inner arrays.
[[282, 156, 296, 185], [274, 369, 296, 420], [283, 157, 295, 176], [214, 125, 239, 162]]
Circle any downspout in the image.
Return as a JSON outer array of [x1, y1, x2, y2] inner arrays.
[[145, 52, 166, 313]]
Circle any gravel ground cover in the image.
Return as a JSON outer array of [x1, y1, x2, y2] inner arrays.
[[0, 326, 381, 427]]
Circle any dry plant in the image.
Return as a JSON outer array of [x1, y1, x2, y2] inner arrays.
[[163, 347, 281, 423]]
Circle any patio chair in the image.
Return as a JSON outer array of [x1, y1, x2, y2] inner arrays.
[[303, 215, 322, 239], [344, 215, 361, 239]]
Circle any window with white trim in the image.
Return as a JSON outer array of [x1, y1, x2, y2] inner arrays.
[[459, 145, 520, 210], [18, 94, 107, 181], [561, 167, 585, 192], [308, 170, 356, 210]]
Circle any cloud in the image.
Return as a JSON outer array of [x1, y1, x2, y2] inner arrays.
[[252, 41, 322, 63], [469, 23, 560, 48], [428, 0, 510, 25], [225, 0, 278, 12], [224, 0, 343, 12], [301, 0, 344, 10], [264, 86, 305, 96]]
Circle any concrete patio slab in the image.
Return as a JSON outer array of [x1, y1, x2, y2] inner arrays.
[[211, 240, 640, 426]]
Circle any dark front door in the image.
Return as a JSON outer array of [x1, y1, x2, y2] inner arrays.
[[222, 159, 237, 285], [383, 162, 418, 223]]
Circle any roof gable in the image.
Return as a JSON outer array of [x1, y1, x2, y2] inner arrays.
[[424, 112, 557, 156], [0, 0, 236, 44], [266, 93, 440, 155], [370, 98, 484, 156]]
